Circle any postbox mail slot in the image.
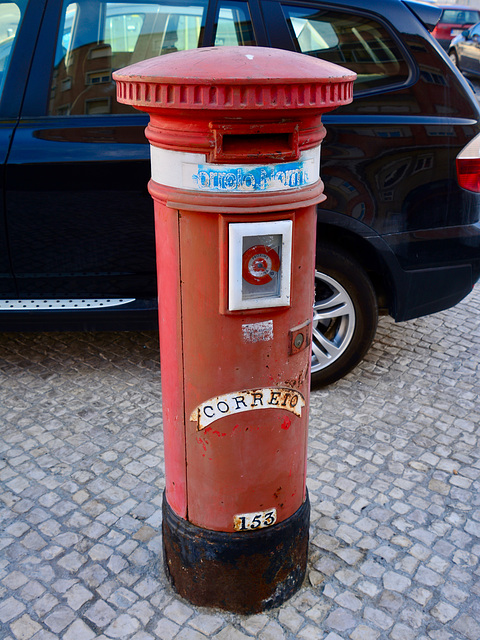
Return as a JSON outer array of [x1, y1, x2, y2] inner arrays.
[[221, 132, 294, 161], [211, 122, 299, 163]]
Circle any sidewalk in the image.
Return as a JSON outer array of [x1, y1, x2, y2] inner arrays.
[[0, 286, 479, 640]]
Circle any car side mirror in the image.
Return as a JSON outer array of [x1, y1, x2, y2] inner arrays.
[[463, 29, 470, 38]]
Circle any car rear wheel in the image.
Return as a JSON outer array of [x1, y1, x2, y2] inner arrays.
[[311, 244, 378, 387], [449, 50, 458, 66]]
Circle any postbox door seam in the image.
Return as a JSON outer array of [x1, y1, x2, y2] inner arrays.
[[178, 211, 190, 521]]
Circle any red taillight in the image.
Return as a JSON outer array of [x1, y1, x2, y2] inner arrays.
[[457, 158, 480, 192], [456, 133, 480, 192]]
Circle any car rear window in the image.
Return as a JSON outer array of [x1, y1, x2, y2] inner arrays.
[[440, 9, 480, 25], [281, 5, 410, 94], [49, 0, 255, 116]]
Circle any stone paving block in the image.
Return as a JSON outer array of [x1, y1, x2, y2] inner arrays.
[[9, 613, 42, 640], [164, 600, 194, 625], [104, 613, 141, 638], [176, 627, 209, 640], [84, 600, 117, 627], [62, 619, 97, 640], [277, 607, 304, 633], [297, 624, 325, 639], [240, 614, 270, 635], [131, 632, 155, 640], [153, 616, 180, 639], [0, 291, 480, 639], [0, 597, 26, 623], [213, 625, 253, 640], [64, 583, 94, 610], [129, 601, 155, 625], [2, 572, 29, 591], [44, 605, 75, 633], [259, 619, 286, 639]]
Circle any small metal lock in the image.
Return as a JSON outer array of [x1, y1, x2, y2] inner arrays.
[[289, 320, 310, 355], [294, 333, 305, 349]]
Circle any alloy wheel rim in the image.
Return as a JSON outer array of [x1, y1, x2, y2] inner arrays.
[[311, 270, 356, 373]]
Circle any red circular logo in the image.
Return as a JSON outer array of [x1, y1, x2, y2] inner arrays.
[[242, 245, 281, 285]]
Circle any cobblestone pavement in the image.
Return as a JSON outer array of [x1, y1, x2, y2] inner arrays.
[[0, 285, 479, 640]]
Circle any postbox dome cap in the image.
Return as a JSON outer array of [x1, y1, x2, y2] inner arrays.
[[114, 46, 355, 84], [114, 46, 356, 113]]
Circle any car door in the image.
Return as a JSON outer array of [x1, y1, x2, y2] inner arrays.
[[0, 0, 43, 299], [5, 0, 173, 300], [4, 0, 262, 303]]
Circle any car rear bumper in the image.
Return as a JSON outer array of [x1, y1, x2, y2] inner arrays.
[[382, 222, 480, 321]]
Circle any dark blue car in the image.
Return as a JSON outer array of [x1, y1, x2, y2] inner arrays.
[[1, 0, 480, 386]]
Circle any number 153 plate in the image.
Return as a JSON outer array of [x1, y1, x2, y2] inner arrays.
[[233, 508, 277, 532]]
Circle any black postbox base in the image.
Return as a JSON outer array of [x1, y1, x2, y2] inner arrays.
[[162, 492, 310, 614]]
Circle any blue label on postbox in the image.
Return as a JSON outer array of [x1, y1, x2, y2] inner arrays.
[[191, 160, 314, 192]]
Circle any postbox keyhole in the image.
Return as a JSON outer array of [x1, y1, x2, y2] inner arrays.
[[294, 333, 305, 349]]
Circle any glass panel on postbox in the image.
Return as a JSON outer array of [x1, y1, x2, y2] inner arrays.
[[228, 220, 292, 311], [242, 234, 282, 301]]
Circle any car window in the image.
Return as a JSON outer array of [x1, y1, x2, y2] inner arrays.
[[0, 1, 26, 99], [49, 0, 210, 116], [281, 5, 410, 94], [470, 24, 480, 39], [214, 1, 255, 46], [440, 9, 479, 25]]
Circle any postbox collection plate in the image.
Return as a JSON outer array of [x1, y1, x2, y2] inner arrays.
[[228, 220, 293, 310]]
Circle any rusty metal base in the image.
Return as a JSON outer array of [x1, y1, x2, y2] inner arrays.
[[162, 492, 310, 614]]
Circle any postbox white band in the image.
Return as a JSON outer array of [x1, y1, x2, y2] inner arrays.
[[150, 145, 321, 193]]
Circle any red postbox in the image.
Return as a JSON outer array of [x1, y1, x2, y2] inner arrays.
[[114, 47, 355, 613]]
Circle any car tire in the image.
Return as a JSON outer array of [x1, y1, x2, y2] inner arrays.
[[311, 243, 378, 387], [449, 50, 458, 66]]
